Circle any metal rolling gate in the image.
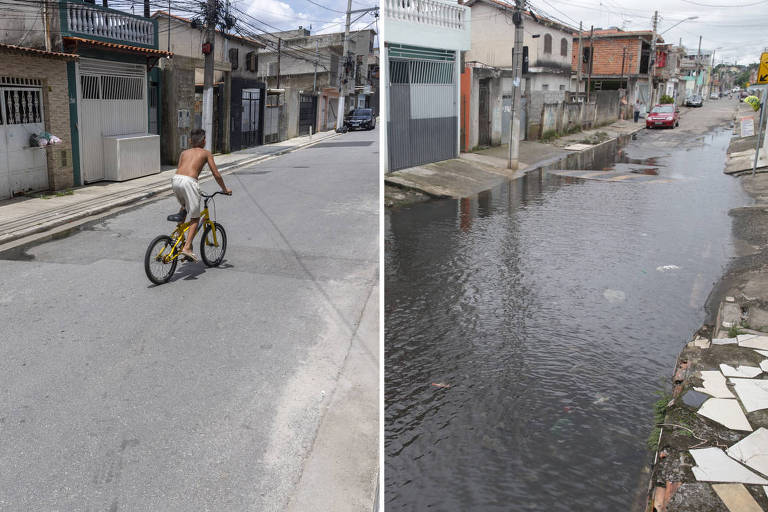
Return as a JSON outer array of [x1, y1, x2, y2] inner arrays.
[[298, 94, 317, 136], [388, 44, 457, 171]]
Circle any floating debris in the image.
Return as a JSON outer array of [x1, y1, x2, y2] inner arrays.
[[431, 382, 451, 389], [603, 289, 626, 303], [656, 265, 680, 272]]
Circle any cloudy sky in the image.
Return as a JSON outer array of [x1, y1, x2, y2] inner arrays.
[[523, 0, 765, 65], [230, 0, 379, 39]]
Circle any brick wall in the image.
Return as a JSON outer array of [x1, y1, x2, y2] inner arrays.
[[2, 52, 74, 191], [572, 38, 642, 77]]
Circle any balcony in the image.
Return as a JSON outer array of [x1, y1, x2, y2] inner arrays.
[[384, 0, 470, 51], [61, 0, 157, 48]]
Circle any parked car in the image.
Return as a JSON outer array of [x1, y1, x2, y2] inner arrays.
[[710, 92, 719, 100], [685, 95, 703, 107], [646, 104, 679, 129], [740, 90, 750, 101], [344, 108, 376, 130]]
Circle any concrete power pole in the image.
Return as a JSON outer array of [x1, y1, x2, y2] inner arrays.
[[648, 10, 658, 108], [507, 0, 524, 170], [313, 40, 319, 93], [695, 35, 702, 96], [277, 38, 281, 89], [577, 22, 582, 95], [202, 0, 216, 152], [336, 0, 354, 131], [586, 26, 594, 102]]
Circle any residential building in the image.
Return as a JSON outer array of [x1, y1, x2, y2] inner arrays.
[[1, 0, 169, 193], [383, 0, 471, 171], [462, 1, 574, 148], [571, 29, 664, 111], [152, 11, 265, 162], [680, 50, 713, 97], [0, 44, 77, 199], [257, 28, 377, 138]]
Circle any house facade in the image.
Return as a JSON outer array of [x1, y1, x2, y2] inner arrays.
[[152, 11, 265, 162], [571, 29, 664, 111], [257, 28, 377, 138], [462, 1, 574, 148], [0, 0, 169, 195], [383, 0, 471, 171]]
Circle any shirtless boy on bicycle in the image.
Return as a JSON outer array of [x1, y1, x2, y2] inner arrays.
[[172, 128, 232, 262]]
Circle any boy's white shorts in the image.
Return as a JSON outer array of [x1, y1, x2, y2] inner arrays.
[[172, 174, 201, 218]]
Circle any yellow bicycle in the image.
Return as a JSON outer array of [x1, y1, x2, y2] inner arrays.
[[144, 191, 228, 284]]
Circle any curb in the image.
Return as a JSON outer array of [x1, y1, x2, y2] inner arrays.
[[0, 132, 340, 246]]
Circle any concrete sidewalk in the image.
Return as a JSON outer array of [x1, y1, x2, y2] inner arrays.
[[0, 129, 338, 247], [385, 119, 645, 199]]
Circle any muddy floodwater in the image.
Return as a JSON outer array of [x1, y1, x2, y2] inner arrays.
[[385, 128, 747, 510]]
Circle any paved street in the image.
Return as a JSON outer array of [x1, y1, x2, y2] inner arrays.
[[0, 128, 379, 510]]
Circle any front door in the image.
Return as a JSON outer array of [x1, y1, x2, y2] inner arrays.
[[298, 94, 317, 135], [241, 88, 261, 147], [0, 82, 48, 199], [479, 78, 490, 146]]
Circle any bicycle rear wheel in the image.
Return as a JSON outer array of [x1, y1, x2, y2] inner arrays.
[[200, 222, 227, 267], [144, 235, 178, 284]]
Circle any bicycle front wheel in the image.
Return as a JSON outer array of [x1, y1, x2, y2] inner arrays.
[[144, 235, 178, 284], [200, 222, 227, 267]]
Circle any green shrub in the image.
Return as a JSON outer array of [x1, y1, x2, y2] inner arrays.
[[659, 95, 675, 104], [541, 129, 559, 142]]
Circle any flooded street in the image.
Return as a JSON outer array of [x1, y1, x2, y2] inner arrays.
[[385, 110, 747, 510]]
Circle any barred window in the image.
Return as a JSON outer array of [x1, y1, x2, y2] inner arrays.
[[4, 89, 42, 124], [544, 34, 552, 54], [101, 76, 143, 100], [81, 75, 100, 99], [390, 60, 454, 84], [561, 38, 568, 57]]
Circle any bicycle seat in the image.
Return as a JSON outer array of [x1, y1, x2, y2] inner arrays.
[[167, 212, 186, 223]]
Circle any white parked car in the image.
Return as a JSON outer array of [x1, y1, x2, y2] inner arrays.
[[710, 92, 719, 99]]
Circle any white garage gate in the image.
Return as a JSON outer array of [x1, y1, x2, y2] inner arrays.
[[76, 58, 148, 183], [0, 77, 48, 199]]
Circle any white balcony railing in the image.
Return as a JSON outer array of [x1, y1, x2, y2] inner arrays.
[[384, 0, 466, 30], [65, 2, 154, 46]]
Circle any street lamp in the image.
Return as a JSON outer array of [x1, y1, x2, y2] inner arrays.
[[660, 16, 698, 36]]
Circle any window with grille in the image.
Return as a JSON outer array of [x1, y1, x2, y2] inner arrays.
[[81, 75, 100, 99], [101, 76, 143, 100], [544, 34, 552, 54], [561, 38, 568, 57], [229, 48, 239, 70], [4, 89, 42, 124], [389, 60, 454, 84], [245, 51, 258, 72]]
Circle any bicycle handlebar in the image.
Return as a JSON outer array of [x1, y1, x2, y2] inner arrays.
[[201, 191, 231, 199]]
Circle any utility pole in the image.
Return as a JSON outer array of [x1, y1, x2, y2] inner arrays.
[[201, 0, 216, 151], [708, 49, 716, 97], [313, 40, 319, 93], [577, 22, 582, 95], [648, 11, 658, 107], [167, 0, 171, 53], [586, 26, 594, 102], [336, 0, 353, 130], [277, 38, 281, 89], [694, 35, 702, 96], [507, 0, 524, 170], [620, 47, 626, 118], [143, 0, 149, 18]]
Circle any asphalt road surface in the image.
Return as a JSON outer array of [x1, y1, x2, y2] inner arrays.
[[0, 127, 379, 511]]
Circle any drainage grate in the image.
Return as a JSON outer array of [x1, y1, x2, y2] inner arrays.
[[310, 141, 374, 148]]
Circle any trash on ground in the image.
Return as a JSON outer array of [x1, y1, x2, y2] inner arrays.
[[690, 447, 767, 484], [431, 382, 451, 389], [694, 370, 735, 399], [697, 398, 752, 431], [726, 427, 768, 477], [656, 265, 680, 272], [739, 335, 768, 350]]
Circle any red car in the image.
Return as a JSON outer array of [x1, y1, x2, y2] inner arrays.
[[646, 104, 679, 129]]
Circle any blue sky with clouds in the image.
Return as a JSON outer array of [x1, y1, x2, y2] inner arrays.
[[233, 0, 379, 39]]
